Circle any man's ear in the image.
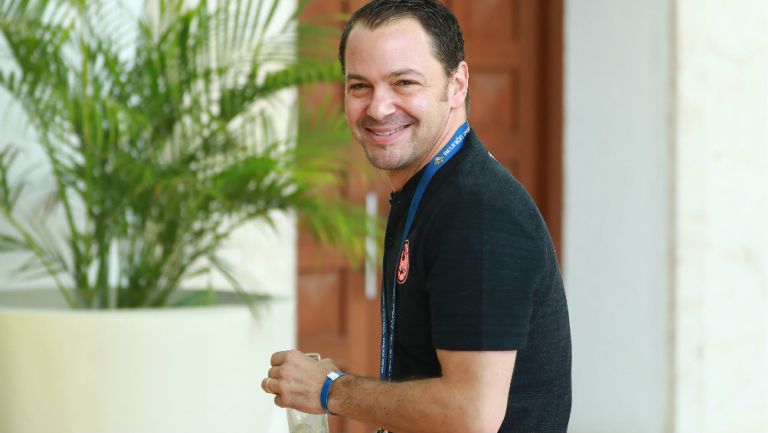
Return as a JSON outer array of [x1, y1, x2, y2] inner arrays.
[[449, 61, 469, 110]]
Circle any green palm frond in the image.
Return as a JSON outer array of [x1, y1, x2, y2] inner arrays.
[[0, 0, 376, 309]]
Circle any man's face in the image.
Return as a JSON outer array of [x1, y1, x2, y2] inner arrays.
[[343, 18, 456, 176]]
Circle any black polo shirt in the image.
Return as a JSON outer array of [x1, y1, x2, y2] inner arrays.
[[382, 130, 572, 433]]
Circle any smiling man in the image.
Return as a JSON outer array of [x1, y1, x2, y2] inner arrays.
[[263, 1, 572, 432]]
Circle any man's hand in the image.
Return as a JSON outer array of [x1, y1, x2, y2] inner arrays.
[[326, 350, 516, 433], [264, 349, 516, 433], [262, 350, 338, 414]]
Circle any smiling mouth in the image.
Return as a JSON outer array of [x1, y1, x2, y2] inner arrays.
[[367, 125, 410, 136]]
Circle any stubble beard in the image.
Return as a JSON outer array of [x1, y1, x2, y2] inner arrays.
[[362, 139, 417, 172], [356, 115, 421, 172]]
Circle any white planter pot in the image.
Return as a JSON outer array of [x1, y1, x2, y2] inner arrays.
[[0, 290, 293, 433]]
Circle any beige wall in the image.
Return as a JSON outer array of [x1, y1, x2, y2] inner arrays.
[[674, 0, 768, 431]]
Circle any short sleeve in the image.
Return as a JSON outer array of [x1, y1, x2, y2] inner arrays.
[[425, 193, 547, 351]]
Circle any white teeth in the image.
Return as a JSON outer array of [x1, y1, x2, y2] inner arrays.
[[372, 125, 407, 136]]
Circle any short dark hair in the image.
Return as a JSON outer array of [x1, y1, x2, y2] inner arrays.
[[338, 0, 466, 78]]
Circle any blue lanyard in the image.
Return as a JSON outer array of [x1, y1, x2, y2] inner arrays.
[[379, 122, 470, 381]]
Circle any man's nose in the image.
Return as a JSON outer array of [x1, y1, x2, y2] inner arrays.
[[366, 88, 396, 121]]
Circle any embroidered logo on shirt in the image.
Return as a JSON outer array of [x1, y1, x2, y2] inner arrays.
[[397, 240, 410, 284], [434, 156, 445, 166]]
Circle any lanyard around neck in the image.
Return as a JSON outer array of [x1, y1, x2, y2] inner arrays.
[[379, 122, 470, 381]]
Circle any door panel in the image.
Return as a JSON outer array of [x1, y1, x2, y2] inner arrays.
[[452, 0, 542, 204]]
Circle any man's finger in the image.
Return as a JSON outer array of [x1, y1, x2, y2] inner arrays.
[[267, 366, 280, 379], [283, 349, 306, 363], [270, 350, 290, 366], [261, 377, 270, 393], [261, 377, 280, 394]]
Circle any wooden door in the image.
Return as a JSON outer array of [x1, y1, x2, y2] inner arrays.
[[298, 2, 562, 432], [451, 0, 563, 247]]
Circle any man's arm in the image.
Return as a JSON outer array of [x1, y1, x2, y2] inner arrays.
[[263, 349, 516, 433]]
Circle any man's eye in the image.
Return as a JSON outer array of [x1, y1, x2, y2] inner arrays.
[[348, 83, 368, 91], [397, 80, 416, 86]]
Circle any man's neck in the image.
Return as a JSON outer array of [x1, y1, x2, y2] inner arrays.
[[387, 115, 467, 192]]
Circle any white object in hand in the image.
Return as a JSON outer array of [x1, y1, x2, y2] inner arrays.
[[286, 408, 329, 433]]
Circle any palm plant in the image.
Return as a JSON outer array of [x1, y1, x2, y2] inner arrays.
[[0, 0, 366, 309]]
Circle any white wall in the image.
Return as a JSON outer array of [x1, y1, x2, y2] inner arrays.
[[674, 0, 768, 431], [566, 0, 768, 432], [564, 0, 674, 432]]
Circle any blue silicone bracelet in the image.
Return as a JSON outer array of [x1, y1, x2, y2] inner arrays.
[[321, 371, 345, 415]]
